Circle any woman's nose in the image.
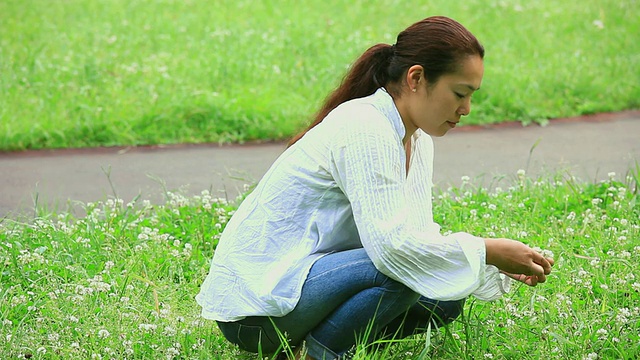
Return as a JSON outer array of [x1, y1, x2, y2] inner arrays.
[[458, 101, 471, 116]]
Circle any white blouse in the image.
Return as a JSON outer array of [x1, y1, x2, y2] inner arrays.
[[196, 88, 510, 322]]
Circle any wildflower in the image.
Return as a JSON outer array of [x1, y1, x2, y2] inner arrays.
[[139, 323, 158, 332], [163, 326, 177, 336], [616, 308, 631, 324], [98, 329, 110, 339], [596, 328, 608, 340], [584, 352, 598, 360]]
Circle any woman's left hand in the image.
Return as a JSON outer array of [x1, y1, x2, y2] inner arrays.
[[501, 271, 543, 286]]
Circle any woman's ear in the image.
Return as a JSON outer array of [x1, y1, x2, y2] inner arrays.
[[406, 65, 424, 93]]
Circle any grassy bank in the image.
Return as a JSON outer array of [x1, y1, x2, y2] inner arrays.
[[1, 170, 639, 359], [1, 0, 639, 151]]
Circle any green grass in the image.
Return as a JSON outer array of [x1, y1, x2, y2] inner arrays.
[[1, 0, 638, 151], [1, 170, 639, 359]]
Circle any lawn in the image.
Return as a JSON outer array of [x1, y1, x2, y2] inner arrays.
[[1, 0, 639, 151], [1, 170, 638, 359]]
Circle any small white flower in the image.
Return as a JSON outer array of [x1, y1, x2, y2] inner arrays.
[[98, 329, 110, 339], [139, 323, 158, 332], [584, 352, 598, 360]]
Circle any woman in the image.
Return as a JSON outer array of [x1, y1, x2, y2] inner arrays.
[[196, 16, 554, 359]]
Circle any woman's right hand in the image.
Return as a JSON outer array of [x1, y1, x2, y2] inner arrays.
[[484, 238, 554, 283]]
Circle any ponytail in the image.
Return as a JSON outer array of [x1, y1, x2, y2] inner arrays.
[[287, 44, 395, 147], [287, 16, 484, 147]]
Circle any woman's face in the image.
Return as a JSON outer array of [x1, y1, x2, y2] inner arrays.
[[398, 55, 484, 140]]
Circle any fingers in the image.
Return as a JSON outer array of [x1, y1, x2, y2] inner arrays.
[[532, 252, 553, 275], [502, 271, 543, 287], [530, 262, 546, 277], [536, 273, 547, 283]]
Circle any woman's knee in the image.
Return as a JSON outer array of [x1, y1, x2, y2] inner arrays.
[[374, 271, 422, 306], [216, 320, 281, 354]]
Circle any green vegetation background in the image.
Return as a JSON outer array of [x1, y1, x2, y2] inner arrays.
[[1, 0, 638, 151]]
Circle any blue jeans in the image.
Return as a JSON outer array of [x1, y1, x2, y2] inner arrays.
[[217, 248, 465, 359]]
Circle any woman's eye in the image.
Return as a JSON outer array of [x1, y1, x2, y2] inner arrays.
[[455, 92, 465, 99]]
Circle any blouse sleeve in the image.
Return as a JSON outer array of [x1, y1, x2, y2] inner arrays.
[[329, 107, 490, 300]]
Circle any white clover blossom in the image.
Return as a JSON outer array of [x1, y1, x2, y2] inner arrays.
[[584, 352, 598, 360], [139, 323, 158, 332]]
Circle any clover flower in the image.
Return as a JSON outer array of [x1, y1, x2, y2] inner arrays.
[[97, 329, 110, 339]]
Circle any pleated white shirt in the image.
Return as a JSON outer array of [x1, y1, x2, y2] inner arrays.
[[196, 88, 510, 322]]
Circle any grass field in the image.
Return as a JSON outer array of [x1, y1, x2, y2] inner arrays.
[[1, 170, 639, 359], [1, 0, 639, 151]]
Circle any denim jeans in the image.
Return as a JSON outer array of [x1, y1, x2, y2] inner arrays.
[[217, 248, 465, 359]]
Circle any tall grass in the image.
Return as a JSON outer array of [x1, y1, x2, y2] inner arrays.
[[1, 170, 638, 359], [1, 0, 638, 151]]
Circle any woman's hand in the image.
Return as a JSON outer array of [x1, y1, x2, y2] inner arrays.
[[500, 270, 552, 286], [484, 238, 554, 283]]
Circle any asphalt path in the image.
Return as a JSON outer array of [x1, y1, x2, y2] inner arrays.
[[1, 110, 639, 219]]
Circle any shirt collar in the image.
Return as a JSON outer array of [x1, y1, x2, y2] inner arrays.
[[371, 88, 406, 141]]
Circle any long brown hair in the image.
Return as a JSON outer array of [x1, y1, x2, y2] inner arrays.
[[288, 16, 484, 146]]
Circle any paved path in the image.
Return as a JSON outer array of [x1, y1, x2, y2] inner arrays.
[[1, 110, 639, 219]]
